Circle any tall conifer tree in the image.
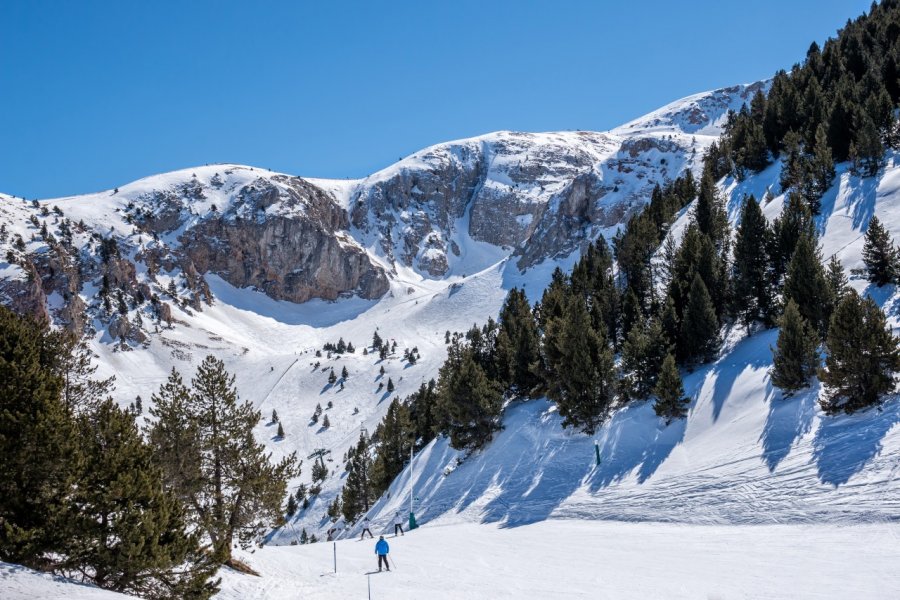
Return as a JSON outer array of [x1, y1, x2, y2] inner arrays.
[[770, 300, 820, 394], [820, 290, 900, 413]]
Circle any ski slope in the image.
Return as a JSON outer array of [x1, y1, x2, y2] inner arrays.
[[215, 520, 900, 600]]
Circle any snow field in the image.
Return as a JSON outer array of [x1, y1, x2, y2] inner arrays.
[[217, 520, 900, 600]]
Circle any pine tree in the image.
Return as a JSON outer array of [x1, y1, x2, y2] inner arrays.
[[341, 366, 349, 380], [853, 114, 883, 176], [311, 457, 328, 484], [341, 433, 374, 523], [0, 308, 79, 566], [271, 409, 279, 423], [44, 330, 115, 415], [543, 295, 617, 434], [695, 171, 729, 252], [613, 214, 659, 310], [862, 216, 898, 286], [286, 494, 297, 517], [825, 255, 849, 319], [386, 378, 394, 393], [494, 288, 542, 396], [277, 422, 285, 438], [620, 315, 668, 402], [769, 194, 815, 287], [146, 368, 203, 521], [811, 123, 835, 199], [653, 354, 688, 423], [819, 290, 900, 414], [783, 233, 831, 335], [535, 267, 570, 331], [732, 195, 773, 328], [678, 275, 719, 365], [435, 345, 503, 450], [311, 403, 322, 424], [327, 496, 341, 523], [770, 300, 820, 394], [322, 414, 330, 429], [328, 369, 337, 384], [780, 130, 806, 192], [69, 400, 218, 599], [408, 380, 438, 450], [371, 399, 413, 495], [149, 356, 299, 563]]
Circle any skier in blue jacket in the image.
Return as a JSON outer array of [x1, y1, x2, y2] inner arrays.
[[375, 536, 390, 572]]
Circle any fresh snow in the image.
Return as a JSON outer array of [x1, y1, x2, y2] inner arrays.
[[216, 520, 900, 600], [0, 563, 130, 599]]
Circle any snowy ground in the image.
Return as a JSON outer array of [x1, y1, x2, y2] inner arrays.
[[217, 520, 900, 600], [0, 563, 130, 599]]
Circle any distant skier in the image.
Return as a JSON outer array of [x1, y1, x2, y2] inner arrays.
[[360, 516, 373, 540], [393, 511, 404, 536], [375, 536, 390, 572]]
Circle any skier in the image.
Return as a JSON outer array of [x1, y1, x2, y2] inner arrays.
[[375, 536, 390, 572], [393, 511, 404, 536], [360, 516, 373, 540]]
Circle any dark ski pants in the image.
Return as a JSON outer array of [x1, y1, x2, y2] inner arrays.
[[361, 528, 373, 540], [394, 523, 404, 535], [378, 554, 389, 571]]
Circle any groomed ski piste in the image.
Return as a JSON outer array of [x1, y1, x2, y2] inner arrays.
[[2, 91, 900, 599]]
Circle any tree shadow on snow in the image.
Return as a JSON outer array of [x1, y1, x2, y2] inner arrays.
[[845, 173, 879, 230], [812, 397, 900, 487], [710, 330, 776, 422], [863, 282, 896, 313], [759, 384, 817, 472], [586, 400, 686, 491], [372, 399, 693, 534], [376, 402, 591, 530]]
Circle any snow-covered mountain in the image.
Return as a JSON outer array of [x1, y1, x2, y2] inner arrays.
[[3, 78, 898, 581]]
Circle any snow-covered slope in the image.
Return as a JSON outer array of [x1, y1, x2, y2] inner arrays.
[[0, 562, 130, 599], [2, 83, 898, 598], [0, 83, 765, 533], [342, 152, 900, 539]]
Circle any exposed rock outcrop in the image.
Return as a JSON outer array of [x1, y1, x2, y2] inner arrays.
[[180, 177, 389, 302]]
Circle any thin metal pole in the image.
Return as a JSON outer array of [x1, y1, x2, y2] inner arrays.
[[368, 573, 371, 599], [333, 541, 337, 573], [409, 442, 414, 517]]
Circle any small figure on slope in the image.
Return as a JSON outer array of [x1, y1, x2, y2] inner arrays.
[[360, 516, 373, 540], [393, 511, 404, 536], [375, 536, 390, 572]]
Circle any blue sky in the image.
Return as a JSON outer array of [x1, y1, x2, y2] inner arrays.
[[1, 0, 873, 198]]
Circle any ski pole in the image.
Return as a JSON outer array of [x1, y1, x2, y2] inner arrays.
[[389, 555, 397, 570]]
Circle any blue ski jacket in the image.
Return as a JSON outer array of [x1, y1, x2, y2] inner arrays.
[[375, 539, 389, 555]]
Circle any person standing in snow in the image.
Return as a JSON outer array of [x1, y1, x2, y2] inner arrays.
[[375, 536, 390, 571], [360, 516, 373, 540], [393, 511, 404, 536]]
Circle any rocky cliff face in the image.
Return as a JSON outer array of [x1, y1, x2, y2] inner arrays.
[[173, 176, 389, 303], [346, 127, 697, 274], [0, 82, 764, 342]]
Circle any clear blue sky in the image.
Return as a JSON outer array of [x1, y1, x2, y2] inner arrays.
[[1, 0, 872, 198]]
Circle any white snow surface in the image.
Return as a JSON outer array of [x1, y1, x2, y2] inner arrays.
[[218, 520, 900, 600], [0, 563, 130, 599]]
